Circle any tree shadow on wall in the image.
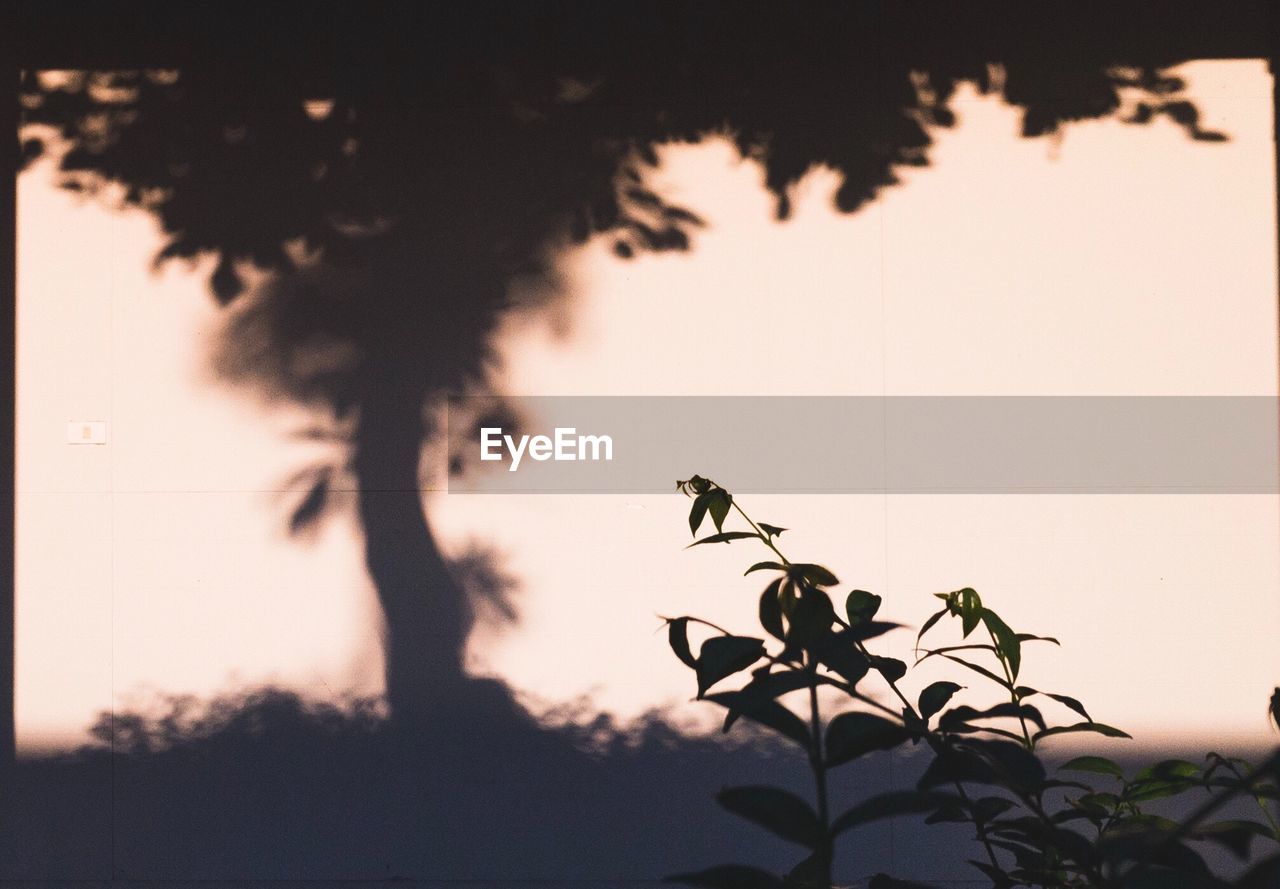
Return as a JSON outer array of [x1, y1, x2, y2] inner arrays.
[[10, 4, 1260, 884]]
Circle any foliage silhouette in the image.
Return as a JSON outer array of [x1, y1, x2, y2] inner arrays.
[[16, 3, 1234, 718], [667, 476, 1280, 888]]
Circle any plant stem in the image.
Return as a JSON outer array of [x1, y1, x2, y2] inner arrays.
[[807, 660, 833, 888], [732, 500, 791, 566], [945, 768, 1006, 880]]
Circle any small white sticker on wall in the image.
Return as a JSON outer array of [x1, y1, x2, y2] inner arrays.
[[67, 421, 107, 445]]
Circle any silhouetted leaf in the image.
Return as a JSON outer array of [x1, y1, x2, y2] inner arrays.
[[758, 523, 786, 539], [812, 631, 870, 685], [869, 655, 907, 683], [1034, 722, 1131, 742], [689, 490, 714, 536], [697, 635, 766, 697], [844, 621, 902, 642], [689, 531, 758, 547], [825, 712, 908, 767], [739, 668, 812, 702], [1141, 757, 1198, 777], [1015, 633, 1060, 645], [789, 563, 839, 587], [708, 488, 732, 532], [925, 805, 969, 824], [1061, 756, 1124, 779], [1041, 692, 1091, 721], [759, 578, 785, 640], [667, 617, 697, 669], [717, 786, 822, 848], [916, 607, 948, 643], [918, 681, 963, 722], [916, 643, 999, 661], [665, 865, 784, 889], [967, 738, 1047, 791], [746, 561, 788, 576], [931, 653, 1010, 688], [705, 691, 810, 747], [831, 790, 960, 836], [981, 608, 1020, 679], [784, 588, 835, 647], [958, 588, 982, 637], [919, 748, 997, 789], [845, 589, 882, 624], [939, 703, 1046, 734]]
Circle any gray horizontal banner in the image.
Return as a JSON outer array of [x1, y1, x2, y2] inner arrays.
[[444, 396, 1280, 494]]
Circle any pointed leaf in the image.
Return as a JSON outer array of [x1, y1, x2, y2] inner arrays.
[[705, 691, 810, 747], [697, 635, 766, 697], [916, 607, 948, 643], [689, 531, 759, 547], [668, 617, 697, 669], [708, 489, 732, 532], [1015, 633, 1060, 645], [831, 790, 961, 836], [689, 491, 714, 536], [1034, 722, 1132, 742], [1060, 756, 1124, 780], [759, 578, 785, 640], [844, 621, 902, 642], [932, 653, 1010, 688], [958, 588, 982, 637], [758, 523, 787, 539], [918, 681, 963, 722], [1042, 692, 1091, 722], [981, 609, 1021, 679], [939, 702, 1046, 734], [717, 786, 822, 848], [745, 561, 788, 576], [825, 712, 909, 767]]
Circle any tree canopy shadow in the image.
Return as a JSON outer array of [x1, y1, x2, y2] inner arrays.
[[8, 2, 1270, 883]]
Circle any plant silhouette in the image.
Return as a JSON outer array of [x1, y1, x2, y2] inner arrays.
[[17, 4, 1232, 719], [667, 476, 1280, 888]]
